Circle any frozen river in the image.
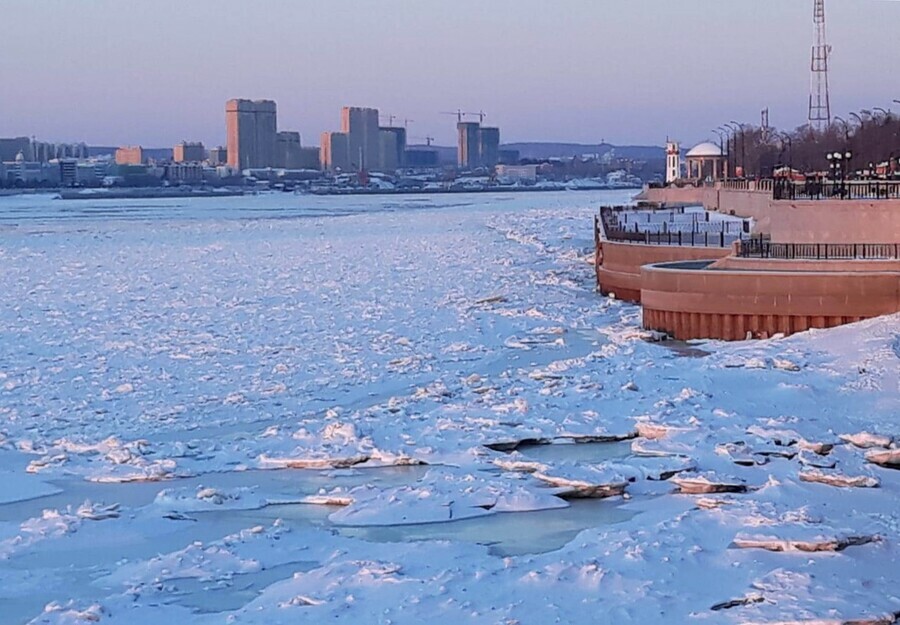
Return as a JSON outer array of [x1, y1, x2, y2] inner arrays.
[[0, 190, 898, 624]]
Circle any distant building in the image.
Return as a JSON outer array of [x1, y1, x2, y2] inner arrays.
[[208, 146, 228, 166], [31, 141, 88, 162], [457, 122, 481, 169], [58, 159, 78, 186], [3, 152, 56, 185], [56, 159, 103, 187], [341, 107, 380, 171], [379, 127, 407, 170], [276, 131, 303, 169], [297, 147, 321, 170], [174, 141, 206, 163], [404, 148, 439, 168], [165, 162, 205, 184], [321, 131, 350, 171], [0, 137, 33, 162], [478, 127, 500, 168], [226, 99, 278, 170], [115, 146, 144, 165], [496, 164, 539, 183], [665, 141, 680, 183], [378, 130, 399, 172]]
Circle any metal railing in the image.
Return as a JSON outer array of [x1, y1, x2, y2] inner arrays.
[[739, 238, 900, 260], [599, 206, 747, 248], [774, 180, 900, 201], [605, 229, 744, 248]]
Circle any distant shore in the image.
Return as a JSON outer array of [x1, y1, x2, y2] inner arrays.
[[0, 184, 643, 201]]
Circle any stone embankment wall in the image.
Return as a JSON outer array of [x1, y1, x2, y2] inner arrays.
[[640, 262, 900, 340], [596, 240, 730, 303]]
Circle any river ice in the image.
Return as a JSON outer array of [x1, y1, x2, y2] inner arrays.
[[0, 191, 898, 624]]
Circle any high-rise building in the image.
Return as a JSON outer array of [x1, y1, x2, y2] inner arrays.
[[457, 122, 481, 169], [276, 131, 302, 169], [341, 107, 380, 171], [115, 146, 144, 165], [378, 130, 399, 172], [297, 147, 321, 170], [0, 137, 33, 162], [174, 141, 206, 163], [320, 132, 350, 171], [478, 127, 500, 168], [30, 141, 88, 162], [226, 99, 278, 170], [379, 127, 406, 170]]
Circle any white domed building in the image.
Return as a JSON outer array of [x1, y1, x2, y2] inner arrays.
[[685, 141, 726, 181]]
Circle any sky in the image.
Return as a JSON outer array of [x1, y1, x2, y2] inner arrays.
[[1, 0, 899, 148]]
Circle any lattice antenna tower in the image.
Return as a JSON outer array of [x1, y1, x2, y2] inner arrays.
[[808, 0, 832, 131]]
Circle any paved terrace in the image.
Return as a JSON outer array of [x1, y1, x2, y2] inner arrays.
[[599, 205, 751, 248]]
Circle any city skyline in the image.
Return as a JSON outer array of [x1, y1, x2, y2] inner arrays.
[[1, 0, 899, 148]]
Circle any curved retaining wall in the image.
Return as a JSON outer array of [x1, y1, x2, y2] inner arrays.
[[640, 262, 900, 340], [596, 240, 731, 303]]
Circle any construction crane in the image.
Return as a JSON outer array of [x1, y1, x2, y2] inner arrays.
[[808, 0, 832, 131], [464, 111, 487, 124], [380, 114, 398, 127], [412, 136, 435, 147], [440, 110, 465, 123], [402, 118, 414, 129]]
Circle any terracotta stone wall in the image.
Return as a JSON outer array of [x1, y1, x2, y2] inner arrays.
[[642, 186, 900, 243], [596, 240, 731, 303], [640, 263, 900, 340], [764, 201, 900, 244], [637, 186, 708, 206], [710, 256, 900, 272]]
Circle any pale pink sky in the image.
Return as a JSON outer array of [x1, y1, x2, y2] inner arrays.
[[1, 0, 898, 147]]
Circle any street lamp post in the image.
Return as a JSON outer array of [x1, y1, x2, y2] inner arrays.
[[712, 129, 727, 179], [826, 150, 853, 198], [730, 121, 747, 177], [721, 124, 735, 179], [777, 132, 794, 199]]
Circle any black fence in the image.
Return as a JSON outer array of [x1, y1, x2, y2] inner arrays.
[[604, 229, 742, 248], [774, 180, 900, 201], [598, 205, 747, 248], [739, 238, 900, 260]]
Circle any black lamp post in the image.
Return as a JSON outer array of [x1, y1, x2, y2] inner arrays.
[[730, 120, 747, 176], [712, 129, 727, 180], [775, 132, 794, 199], [720, 124, 735, 179], [826, 150, 852, 198]]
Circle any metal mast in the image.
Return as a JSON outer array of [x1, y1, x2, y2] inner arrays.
[[808, 0, 831, 130]]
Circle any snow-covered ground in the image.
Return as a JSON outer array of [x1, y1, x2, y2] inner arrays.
[[0, 191, 898, 624]]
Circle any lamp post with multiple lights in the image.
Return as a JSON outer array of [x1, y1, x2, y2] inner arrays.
[[825, 150, 852, 198]]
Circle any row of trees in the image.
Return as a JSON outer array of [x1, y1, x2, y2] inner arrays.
[[720, 110, 900, 178]]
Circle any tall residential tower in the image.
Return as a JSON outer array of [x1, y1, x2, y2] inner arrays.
[[341, 107, 380, 171], [226, 99, 278, 170]]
